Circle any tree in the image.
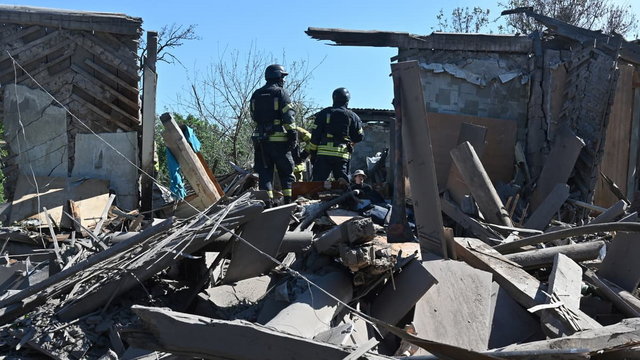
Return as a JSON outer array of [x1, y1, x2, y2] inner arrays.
[[139, 23, 200, 68], [176, 44, 321, 173], [434, 7, 492, 33], [499, 0, 638, 37]]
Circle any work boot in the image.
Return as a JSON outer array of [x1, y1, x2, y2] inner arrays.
[[283, 196, 292, 204], [264, 198, 274, 209]]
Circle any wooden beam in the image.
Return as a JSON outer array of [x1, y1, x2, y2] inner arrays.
[[450, 141, 513, 227], [540, 254, 583, 337], [529, 125, 585, 212], [589, 199, 628, 224], [305, 27, 532, 53], [160, 112, 222, 206], [583, 268, 640, 318], [140, 31, 158, 216], [0, 5, 142, 36], [494, 222, 640, 254], [598, 231, 640, 292], [524, 183, 570, 230], [391, 61, 446, 257], [628, 86, 640, 200], [446, 123, 487, 205], [454, 237, 601, 336]]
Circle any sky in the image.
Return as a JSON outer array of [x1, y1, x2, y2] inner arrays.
[[5, 0, 640, 113]]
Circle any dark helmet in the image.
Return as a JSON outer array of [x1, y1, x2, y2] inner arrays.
[[265, 64, 288, 81], [332, 87, 350, 105]]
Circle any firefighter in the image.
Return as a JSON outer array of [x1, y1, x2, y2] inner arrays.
[[250, 64, 297, 206], [309, 87, 364, 182]]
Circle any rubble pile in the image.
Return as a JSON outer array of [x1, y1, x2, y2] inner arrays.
[[2, 5, 640, 360]]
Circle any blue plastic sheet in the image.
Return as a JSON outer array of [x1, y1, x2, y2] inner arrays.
[[167, 126, 201, 199]]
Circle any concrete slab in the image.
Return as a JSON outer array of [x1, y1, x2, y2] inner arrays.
[[265, 270, 352, 338], [205, 275, 273, 309], [3, 84, 68, 178], [599, 231, 640, 292], [488, 282, 544, 349], [223, 203, 296, 284], [414, 260, 493, 353], [72, 132, 139, 210], [369, 260, 437, 327]]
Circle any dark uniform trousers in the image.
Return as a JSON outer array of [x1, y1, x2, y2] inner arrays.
[[312, 155, 349, 182], [254, 141, 295, 194]]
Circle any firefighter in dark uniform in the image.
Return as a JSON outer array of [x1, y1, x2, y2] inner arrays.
[[251, 64, 297, 206], [309, 87, 364, 182]]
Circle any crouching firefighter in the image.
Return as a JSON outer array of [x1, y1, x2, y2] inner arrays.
[[251, 64, 297, 206], [309, 87, 364, 182]]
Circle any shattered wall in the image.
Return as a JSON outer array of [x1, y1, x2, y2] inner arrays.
[[0, 7, 142, 208], [350, 109, 393, 178], [397, 50, 530, 126], [2, 84, 68, 197]]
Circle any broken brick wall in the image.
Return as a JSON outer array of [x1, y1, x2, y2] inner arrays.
[[0, 8, 142, 209]]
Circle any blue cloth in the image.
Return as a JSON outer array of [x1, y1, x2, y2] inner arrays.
[[167, 126, 201, 199]]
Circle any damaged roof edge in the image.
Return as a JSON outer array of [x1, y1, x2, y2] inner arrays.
[[305, 27, 533, 53], [0, 5, 142, 36]]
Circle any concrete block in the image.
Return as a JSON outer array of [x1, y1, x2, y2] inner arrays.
[[72, 132, 139, 210], [3, 84, 68, 178]]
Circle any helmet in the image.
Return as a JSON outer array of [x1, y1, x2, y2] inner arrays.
[[332, 87, 350, 105], [352, 169, 366, 178], [265, 64, 288, 81]]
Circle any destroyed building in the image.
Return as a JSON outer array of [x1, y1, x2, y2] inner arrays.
[[2, 4, 640, 360]]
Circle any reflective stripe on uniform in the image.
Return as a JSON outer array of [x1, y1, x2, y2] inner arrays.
[[281, 103, 292, 113], [283, 188, 292, 196], [325, 113, 331, 124], [308, 142, 318, 151], [268, 131, 288, 142], [317, 143, 350, 159], [267, 190, 274, 199], [283, 123, 297, 131], [274, 98, 279, 111]]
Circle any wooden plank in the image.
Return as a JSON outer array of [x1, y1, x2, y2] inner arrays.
[[450, 142, 513, 227], [0, 5, 142, 36], [529, 125, 585, 212], [84, 58, 138, 94], [440, 195, 496, 243], [427, 112, 517, 189], [627, 82, 640, 200], [540, 254, 583, 337], [305, 27, 532, 53], [9, 175, 110, 229], [598, 231, 640, 292], [524, 183, 570, 230], [0, 218, 174, 323], [495, 222, 640, 254], [499, 318, 640, 354], [140, 31, 158, 216], [446, 122, 487, 205], [583, 268, 640, 318], [414, 260, 492, 353], [160, 112, 222, 206], [70, 64, 139, 111], [589, 199, 628, 224], [595, 64, 634, 207], [453, 237, 601, 336], [392, 61, 446, 257]]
